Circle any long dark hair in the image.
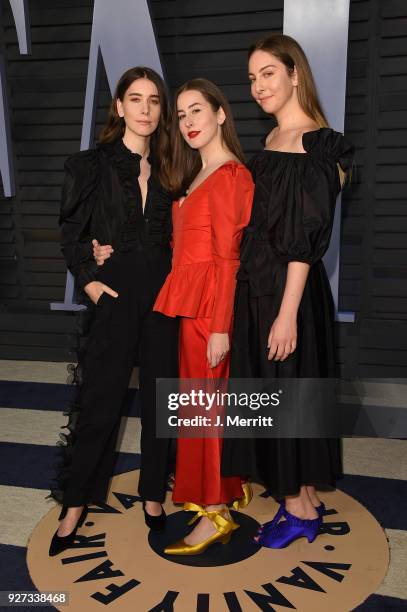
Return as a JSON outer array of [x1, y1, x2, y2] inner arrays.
[[98, 66, 171, 189], [170, 78, 245, 196]]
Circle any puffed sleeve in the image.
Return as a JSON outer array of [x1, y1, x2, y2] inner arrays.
[[60, 150, 99, 290], [209, 164, 254, 332], [274, 129, 354, 265]]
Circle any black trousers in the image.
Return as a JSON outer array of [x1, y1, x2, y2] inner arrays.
[[62, 247, 178, 506]]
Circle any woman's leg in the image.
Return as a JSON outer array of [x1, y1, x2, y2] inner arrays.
[[171, 317, 242, 546], [138, 310, 179, 510], [57, 257, 141, 534], [252, 290, 337, 546], [172, 316, 242, 505], [62, 307, 137, 502]]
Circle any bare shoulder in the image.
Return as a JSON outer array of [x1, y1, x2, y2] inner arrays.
[[265, 123, 320, 153]]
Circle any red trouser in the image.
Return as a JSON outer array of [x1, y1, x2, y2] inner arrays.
[[172, 316, 243, 505]]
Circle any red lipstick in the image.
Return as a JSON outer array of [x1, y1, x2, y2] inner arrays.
[[188, 131, 201, 139]]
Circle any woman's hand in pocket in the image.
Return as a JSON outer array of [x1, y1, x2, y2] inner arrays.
[[92, 239, 114, 266], [84, 281, 118, 305]]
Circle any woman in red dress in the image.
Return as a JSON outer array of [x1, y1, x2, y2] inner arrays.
[[153, 78, 254, 555]]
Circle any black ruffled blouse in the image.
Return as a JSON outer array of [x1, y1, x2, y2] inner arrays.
[[238, 128, 354, 296], [60, 139, 172, 291]]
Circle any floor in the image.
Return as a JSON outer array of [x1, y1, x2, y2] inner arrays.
[[0, 360, 406, 610]]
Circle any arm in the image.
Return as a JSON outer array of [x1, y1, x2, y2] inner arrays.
[[209, 165, 254, 333], [207, 165, 254, 367], [60, 153, 99, 291], [268, 162, 337, 361], [268, 131, 355, 361], [267, 261, 309, 361]]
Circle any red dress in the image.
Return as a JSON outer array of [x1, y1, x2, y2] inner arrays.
[[154, 161, 254, 505]]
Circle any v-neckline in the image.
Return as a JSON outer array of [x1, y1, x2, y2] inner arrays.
[[138, 166, 152, 216], [178, 160, 238, 208], [139, 175, 148, 215]]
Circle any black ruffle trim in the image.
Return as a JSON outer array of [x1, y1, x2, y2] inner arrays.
[[48, 303, 94, 504], [100, 140, 143, 224], [147, 182, 172, 246], [259, 128, 355, 175], [100, 139, 172, 247], [302, 128, 355, 174]]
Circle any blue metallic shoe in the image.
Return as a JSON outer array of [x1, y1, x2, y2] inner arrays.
[[315, 501, 326, 520], [257, 501, 325, 535], [256, 507, 320, 549], [256, 502, 285, 535]]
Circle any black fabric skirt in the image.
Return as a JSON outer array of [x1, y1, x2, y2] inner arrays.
[[221, 263, 342, 498]]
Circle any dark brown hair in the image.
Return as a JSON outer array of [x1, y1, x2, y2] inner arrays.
[[170, 78, 245, 196], [98, 66, 171, 189], [249, 34, 329, 128]]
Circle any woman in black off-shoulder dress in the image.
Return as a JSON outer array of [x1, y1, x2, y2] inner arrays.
[[222, 34, 354, 549]]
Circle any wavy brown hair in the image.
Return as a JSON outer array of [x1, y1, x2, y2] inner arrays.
[[170, 78, 245, 196], [98, 66, 171, 189]]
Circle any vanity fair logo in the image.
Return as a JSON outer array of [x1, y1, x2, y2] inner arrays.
[[27, 471, 389, 612]]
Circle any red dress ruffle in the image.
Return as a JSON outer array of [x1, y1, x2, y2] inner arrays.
[[154, 161, 254, 333]]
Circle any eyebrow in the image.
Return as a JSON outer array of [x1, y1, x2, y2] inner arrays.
[[248, 64, 277, 76], [128, 92, 159, 98], [177, 102, 202, 113]]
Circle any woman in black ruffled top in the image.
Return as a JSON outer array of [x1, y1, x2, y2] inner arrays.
[[222, 35, 354, 548], [49, 67, 178, 556]]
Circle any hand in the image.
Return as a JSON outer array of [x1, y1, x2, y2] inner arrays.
[[84, 281, 118, 305], [207, 333, 229, 368], [267, 314, 297, 361], [92, 239, 114, 266]]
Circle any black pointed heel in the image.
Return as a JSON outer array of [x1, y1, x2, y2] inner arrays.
[[49, 506, 88, 557], [142, 502, 166, 531]]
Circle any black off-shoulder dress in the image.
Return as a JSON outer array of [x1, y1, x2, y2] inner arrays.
[[222, 128, 354, 497]]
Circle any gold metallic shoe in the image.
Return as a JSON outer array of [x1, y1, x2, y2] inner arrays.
[[164, 503, 240, 556], [232, 482, 253, 511]]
